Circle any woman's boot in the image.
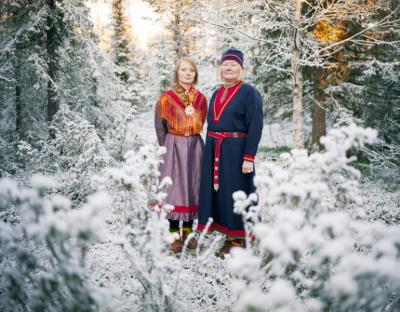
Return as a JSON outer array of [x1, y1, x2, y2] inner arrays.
[[182, 227, 197, 249], [169, 231, 182, 253]]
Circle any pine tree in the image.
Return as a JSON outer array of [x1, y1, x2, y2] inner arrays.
[[325, 1, 400, 180], [110, 0, 144, 107], [46, 0, 63, 138], [0, 0, 129, 175], [110, 0, 130, 83], [146, 35, 175, 95], [145, 0, 197, 61], [0, 0, 48, 142]]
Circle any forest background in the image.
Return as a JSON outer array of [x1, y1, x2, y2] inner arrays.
[[0, 0, 399, 311]]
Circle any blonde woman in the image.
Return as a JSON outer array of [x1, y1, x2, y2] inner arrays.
[[198, 49, 264, 255], [155, 58, 207, 253]]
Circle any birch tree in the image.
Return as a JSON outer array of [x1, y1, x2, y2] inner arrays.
[[292, 0, 304, 148]]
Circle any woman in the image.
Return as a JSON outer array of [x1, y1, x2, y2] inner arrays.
[[155, 58, 208, 253], [198, 49, 263, 255]]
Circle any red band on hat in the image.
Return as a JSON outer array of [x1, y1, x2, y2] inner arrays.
[[221, 54, 243, 67]]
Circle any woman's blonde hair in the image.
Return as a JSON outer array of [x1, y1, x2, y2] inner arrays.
[[173, 58, 199, 85], [217, 64, 244, 82]]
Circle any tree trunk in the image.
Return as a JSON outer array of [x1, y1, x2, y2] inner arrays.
[[15, 59, 22, 137], [5, 2, 24, 138], [12, 6, 23, 138], [173, 0, 182, 61], [312, 68, 326, 150], [47, 0, 59, 138], [292, 0, 303, 149]]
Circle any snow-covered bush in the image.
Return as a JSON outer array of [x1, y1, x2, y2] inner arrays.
[[46, 104, 111, 203], [0, 175, 109, 311], [4, 103, 113, 202], [355, 181, 400, 225], [359, 141, 400, 185], [230, 125, 400, 311], [97, 144, 187, 311], [91, 143, 235, 311]]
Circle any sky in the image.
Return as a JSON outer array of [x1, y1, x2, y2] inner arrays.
[[88, 0, 161, 49]]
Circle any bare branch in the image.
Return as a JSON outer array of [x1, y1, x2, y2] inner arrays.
[[198, 17, 266, 43]]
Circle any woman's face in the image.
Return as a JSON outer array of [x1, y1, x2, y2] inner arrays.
[[221, 60, 241, 82], [178, 61, 196, 85]]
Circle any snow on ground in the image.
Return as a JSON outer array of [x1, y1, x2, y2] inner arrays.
[[261, 121, 293, 147], [87, 109, 288, 311], [85, 198, 138, 310], [85, 110, 400, 311], [85, 201, 234, 311], [352, 180, 400, 224]]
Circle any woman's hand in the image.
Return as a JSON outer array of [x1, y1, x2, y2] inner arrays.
[[242, 160, 254, 174]]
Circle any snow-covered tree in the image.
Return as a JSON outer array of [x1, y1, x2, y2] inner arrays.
[[145, 35, 175, 96], [325, 2, 400, 182], [110, 0, 131, 83], [109, 0, 145, 110], [0, 0, 141, 175], [145, 0, 198, 61], [199, 0, 398, 149]]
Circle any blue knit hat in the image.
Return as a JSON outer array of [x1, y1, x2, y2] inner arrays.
[[221, 49, 244, 68]]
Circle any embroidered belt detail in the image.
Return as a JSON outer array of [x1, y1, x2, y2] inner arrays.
[[207, 131, 247, 191], [168, 129, 199, 136]]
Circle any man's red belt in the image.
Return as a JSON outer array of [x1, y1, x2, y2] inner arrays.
[[207, 131, 247, 191]]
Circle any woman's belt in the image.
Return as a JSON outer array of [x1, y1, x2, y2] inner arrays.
[[207, 131, 247, 191], [167, 129, 200, 136]]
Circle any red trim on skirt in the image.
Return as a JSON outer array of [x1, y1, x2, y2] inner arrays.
[[197, 222, 245, 237], [172, 205, 199, 213]]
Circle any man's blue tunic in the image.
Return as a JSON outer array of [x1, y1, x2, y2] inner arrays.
[[198, 82, 264, 238]]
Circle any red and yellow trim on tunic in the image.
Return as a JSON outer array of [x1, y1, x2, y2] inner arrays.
[[243, 154, 255, 162], [197, 222, 245, 238], [213, 80, 243, 122], [158, 85, 207, 136]]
